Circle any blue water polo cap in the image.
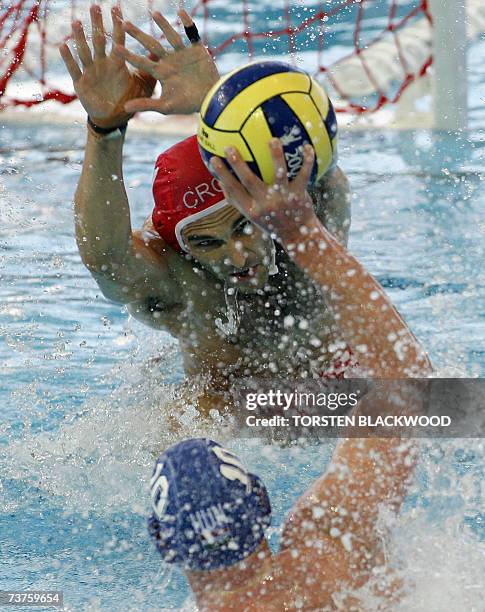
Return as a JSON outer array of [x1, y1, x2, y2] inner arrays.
[[147, 438, 271, 571]]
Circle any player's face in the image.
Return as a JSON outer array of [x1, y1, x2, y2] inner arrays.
[[182, 205, 273, 293]]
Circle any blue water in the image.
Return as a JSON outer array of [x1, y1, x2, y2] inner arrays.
[[1, 8, 485, 612], [1, 119, 483, 609]]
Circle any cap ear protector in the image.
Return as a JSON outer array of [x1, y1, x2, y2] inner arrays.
[[147, 438, 271, 571]]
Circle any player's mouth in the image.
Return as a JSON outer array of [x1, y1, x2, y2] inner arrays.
[[229, 264, 260, 281]]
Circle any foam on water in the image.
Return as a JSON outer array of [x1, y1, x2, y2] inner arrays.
[[1, 338, 217, 513], [1, 344, 484, 609]]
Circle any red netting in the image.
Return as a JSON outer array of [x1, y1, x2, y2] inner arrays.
[[0, 0, 432, 113]]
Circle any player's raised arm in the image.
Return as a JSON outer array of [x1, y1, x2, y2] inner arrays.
[[113, 9, 220, 115], [209, 138, 432, 605], [60, 6, 177, 306], [212, 139, 432, 378]]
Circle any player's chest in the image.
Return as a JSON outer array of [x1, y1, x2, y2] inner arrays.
[[167, 274, 337, 373]]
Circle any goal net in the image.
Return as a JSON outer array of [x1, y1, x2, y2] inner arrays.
[[0, 0, 483, 129]]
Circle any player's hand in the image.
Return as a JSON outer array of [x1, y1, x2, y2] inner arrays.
[[112, 10, 219, 115], [211, 140, 318, 245], [59, 5, 155, 129]]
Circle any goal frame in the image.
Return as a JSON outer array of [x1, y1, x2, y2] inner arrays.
[[429, 0, 468, 131]]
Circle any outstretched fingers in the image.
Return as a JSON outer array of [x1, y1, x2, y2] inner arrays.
[[123, 20, 167, 59], [292, 144, 315, 193], [211, 157, 258, 216], [224, 147, 266, 200], [59, 43, 82, 81], [90, 5, 106, 59], [269, 138, 289, 191], [152, 11, 185, 50], [177, 8, 194, 28], [112, 44, 158, 75], [178, 8, 201, 44], [124, 96, 174, 115], [111, 5, 125, 48], [72, 20, 92, 68]]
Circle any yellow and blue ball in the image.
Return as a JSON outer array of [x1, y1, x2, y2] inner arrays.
[[197, 61, 338, 186]]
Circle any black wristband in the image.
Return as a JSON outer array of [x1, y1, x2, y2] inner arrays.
[[184, 23, 201, 44], [87, 116, 128, 135]]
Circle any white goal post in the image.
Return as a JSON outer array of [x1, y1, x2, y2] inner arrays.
[[325, 0, 483, 130], [430, 0, 468, 131]]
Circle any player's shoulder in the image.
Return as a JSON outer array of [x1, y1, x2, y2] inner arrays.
[[133, 216, 169, 256], [133, 217, 197, 279], [310, 165, 349, 199], [308, 165, 351, 246]]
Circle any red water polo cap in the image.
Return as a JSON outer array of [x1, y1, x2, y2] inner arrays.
[[152, 135, 228, 252]]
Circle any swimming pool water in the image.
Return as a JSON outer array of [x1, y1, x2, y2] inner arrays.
[[1, 32, 484, 612]]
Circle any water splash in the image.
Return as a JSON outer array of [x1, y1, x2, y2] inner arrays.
[[0, 342, 230, 515], [215, 285, 240, 337]]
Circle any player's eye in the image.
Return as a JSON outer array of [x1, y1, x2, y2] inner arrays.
[[193, 239, 224, 249]]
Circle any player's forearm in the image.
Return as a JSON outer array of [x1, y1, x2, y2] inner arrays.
[[75, 129, 133, 272], [284, 382, 423, 583], [281, 217, 430, 377], [291, 434, 417, 585], [291, 384, 421, 516], [315, 386, 422, 549], [332, 424, 418, 523]]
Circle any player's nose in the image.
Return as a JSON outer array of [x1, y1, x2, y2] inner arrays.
[[225, 240, 248, 269]]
